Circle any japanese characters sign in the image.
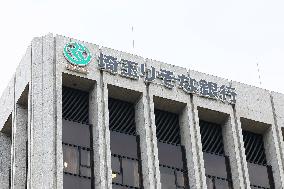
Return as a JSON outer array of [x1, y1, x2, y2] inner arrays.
[[63, 42, 237, 104]]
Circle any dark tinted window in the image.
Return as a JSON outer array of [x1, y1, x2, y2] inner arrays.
[[157, 142, 184, 169], [247, 162, 272, 188], [154, 109, 188, 189], [108, 98, 142, 188], [62, 87, 93, 189], [242, 130, 274, 188], [203, 153, 228, 179], [199, 120, 232, 188], [63, 174, 91, 189]]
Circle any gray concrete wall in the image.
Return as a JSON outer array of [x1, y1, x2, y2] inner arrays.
[[0, 34, 32, 189], [11, 104, 28, 189], [0, 132, 11, 189], [27, 34, 58, 189], [271, 92, 284, 174], [0, 45, 31, 131]]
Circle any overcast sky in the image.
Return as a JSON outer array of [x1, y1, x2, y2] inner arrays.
[[0, 0, 283, 95]]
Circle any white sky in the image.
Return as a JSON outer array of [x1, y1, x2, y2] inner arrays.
[[0, 0, 283, 95]]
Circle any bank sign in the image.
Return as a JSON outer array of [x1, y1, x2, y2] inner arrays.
[[63, 42, 237, 104]]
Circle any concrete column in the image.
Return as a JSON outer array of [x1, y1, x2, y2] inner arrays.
[[0, 132, 11, 189], [54, 34, 68, 189], [270, 93, 284, 188], [190, 100, 208, 189], [263, 125, 284, 188], [89, 81, 112, 189], [102, 84, 112, 189], [270, 93, 284, 174], [146, 93, 162, 189], [90, 79, 112, 189], [11, 104, 28, 189], [234, 116, 252, 189], [222, 110, 249, 189], [27, 34, 57, 189], [179, 102, 206, 189], [135, 94, 156, 189]]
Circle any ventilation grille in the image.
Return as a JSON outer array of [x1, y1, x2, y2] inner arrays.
[[199, 121, 224, 155], [242, 130, 267, 165], [154, 109, 181, 145], [62, 87, 89, 124], [108, 98, 136, 135]]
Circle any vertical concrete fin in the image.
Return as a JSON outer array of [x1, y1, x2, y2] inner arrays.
[[89, 80, 108, 189], [222, 108, 248, 189], [0, 132, 11, 189], [189, 95, 207, 189], [11, 104, 28, 189], [231, 107, 251, 188], [146, 87, 162, 189], [28, 34, 57, 189], [135, 94, 156, 189], [179, 104, 195, 188], [267, 94, 284, 188], [101, 72, 113, 189]]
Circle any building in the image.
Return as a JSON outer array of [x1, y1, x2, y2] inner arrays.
[[0, 33, 284, 189]]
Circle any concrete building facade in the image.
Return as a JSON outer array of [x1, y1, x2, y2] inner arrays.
[[0, 34, 284, 189]]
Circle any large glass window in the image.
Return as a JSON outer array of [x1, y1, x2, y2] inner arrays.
[[199, 120, 233, 189], [108, 98, 142, 188], [242, 130, 274, 189], [62, 87, 93, 189], [154, 109, 189, 189]]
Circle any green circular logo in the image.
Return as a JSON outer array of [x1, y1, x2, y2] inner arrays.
[[63, 42, 92, 66]]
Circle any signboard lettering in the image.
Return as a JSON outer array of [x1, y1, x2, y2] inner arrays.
[[63, 42, 237, 104]]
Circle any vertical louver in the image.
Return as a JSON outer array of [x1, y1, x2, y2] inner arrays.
[[108, 98, 136, 135], [199, 121, 224, 155], [62, 87, 89, 124], [242, 131, 267, 165], [154, 109, 181, 145]]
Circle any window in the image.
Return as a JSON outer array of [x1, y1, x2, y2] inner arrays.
[[62, 87, 93, 189], [199, 120, 233, 189], [154, 109, 189, 189], [108, 98, 142, 188], [242, 130, 274, 189]]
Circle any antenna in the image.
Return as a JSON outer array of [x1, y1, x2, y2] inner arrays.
[[131, 25, 135, 49], [256, 61, 262, 86]]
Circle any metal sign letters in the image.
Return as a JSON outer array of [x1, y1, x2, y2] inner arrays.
[[63, 42, 237, 104]]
